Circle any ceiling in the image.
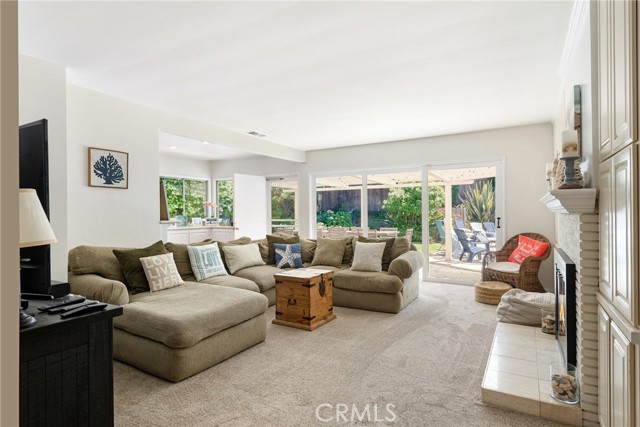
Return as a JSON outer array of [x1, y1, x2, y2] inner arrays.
[[159, 131, 256, 160], [19, 1, 574, 154]]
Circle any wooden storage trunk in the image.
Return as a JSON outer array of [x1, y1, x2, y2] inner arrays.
[[273, 269, 336, 331]]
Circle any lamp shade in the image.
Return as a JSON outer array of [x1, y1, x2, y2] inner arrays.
[[19, 189, 57, 248]]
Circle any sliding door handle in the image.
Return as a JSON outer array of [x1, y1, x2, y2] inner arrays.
[[496, 217, 501, 229]]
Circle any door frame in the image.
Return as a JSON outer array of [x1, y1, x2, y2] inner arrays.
[[422, 158, 505, 284]]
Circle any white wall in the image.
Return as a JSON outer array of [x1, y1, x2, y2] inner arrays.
[[65, 85, 304, 248], [19, 55, 68, 281], [210, 155, 300, 180], [159, 153, 211, 179]]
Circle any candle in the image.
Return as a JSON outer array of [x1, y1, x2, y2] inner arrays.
[[560, 130, 579, 158]]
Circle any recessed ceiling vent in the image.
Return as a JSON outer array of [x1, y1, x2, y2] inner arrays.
[[247, 131, 266, 138]]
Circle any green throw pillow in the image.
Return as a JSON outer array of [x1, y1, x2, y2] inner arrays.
[[299, 238, 317, 263], [266, 234, 300, 265], [113, 240, 169, 292], [311, 238, 346, 268]]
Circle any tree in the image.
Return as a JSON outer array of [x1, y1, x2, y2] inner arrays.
[[271, 187, 295, 219], [459, 180, 495, 224], [93, 153, 124, 185], [381, 187, 422, 241], [217, 180, 234, 221]]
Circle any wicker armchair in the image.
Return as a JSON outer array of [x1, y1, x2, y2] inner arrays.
[[481, 232, 551, 293]]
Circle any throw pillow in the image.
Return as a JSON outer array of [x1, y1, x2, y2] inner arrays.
[[187, 242, 228, 281], [311, 238, 346, 268], [274, 243, 303, 268], [217, 236, 252, 269], [341, 236, 356, 265], [221, 243, 266, 274], [356, 236, 395, 271], [165, 240, 213, 280], [299, 238, 317, 263], [113, 240, 169, 292], [351, 241, 386, 272], [390, 237, 411, 262], [266, 234, 300, 264], [140, 253, 184, 292], [508, 235, 550, 264]]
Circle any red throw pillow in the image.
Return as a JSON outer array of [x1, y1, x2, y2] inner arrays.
[[507, 235, 549, 264]]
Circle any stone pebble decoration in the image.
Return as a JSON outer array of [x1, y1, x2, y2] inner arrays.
[[551, 373, 578, 401]]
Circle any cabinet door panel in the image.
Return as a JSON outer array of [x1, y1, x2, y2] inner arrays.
[[166, 230, 189, 244], [598, 306, 610, 427], [599, 159, 614, 300], [612, 145, 638, 323], [598, 0, 612, 158], [611, 0, 637, 152], [610, 322, 633, 427], [189, 229, 211, 243]]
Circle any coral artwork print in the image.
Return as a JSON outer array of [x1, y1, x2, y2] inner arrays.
[[89, 148, 128, 188]]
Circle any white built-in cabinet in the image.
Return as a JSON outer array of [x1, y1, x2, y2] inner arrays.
[[165, 226, 237, 244], [599, 145, 638, 324], [597, 0, 637, 159], [597, 1, 640, 425]]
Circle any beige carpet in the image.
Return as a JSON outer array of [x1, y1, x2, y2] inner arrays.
[[114, 282, 568, 427]]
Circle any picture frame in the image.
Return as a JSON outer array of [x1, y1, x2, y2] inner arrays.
[[88, 147, 129, 189]]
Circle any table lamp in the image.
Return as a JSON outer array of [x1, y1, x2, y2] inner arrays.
[[19, 189, 57, 328]]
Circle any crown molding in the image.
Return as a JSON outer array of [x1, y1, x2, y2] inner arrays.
[[558, 0, 589, 77]]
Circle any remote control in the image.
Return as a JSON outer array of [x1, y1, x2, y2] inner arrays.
[[48, 300, 97, 314], [38, 295, 85, 312], [60, 303, 107, 319]]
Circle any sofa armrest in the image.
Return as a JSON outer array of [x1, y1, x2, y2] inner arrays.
[[388, 250, 425, 279], [68, 272, 129, 306]]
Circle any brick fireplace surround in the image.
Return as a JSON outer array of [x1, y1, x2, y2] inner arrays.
[[557, 213, 600, 426], [481, 214, 599, 426]]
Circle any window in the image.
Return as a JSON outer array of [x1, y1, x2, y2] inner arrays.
[[270, 177, 297, 233], [160, 177, 208, 225], [315, 175, 362, 227], [216, 179, 233, 225]]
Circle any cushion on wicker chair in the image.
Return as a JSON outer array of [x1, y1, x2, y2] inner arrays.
[[496, 288, 555, 326], [486, 261, 520, 274]]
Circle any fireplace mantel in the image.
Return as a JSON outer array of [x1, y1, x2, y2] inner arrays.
[[539, 188, 597, 214]]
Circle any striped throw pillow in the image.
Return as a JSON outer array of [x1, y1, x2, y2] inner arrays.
[[187, 242, 228, 281]]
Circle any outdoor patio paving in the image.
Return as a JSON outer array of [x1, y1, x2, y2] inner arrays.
[[428, 253, 482, 283]]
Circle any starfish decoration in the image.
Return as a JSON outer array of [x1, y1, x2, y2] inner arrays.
[[275, 245, 302, 268]]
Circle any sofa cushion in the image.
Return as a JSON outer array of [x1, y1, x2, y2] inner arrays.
[[68, 245, 128, 284], [196, 275, 260, 293], [357, 236, 395, 271], [333, 269, 403, 294], [165, 240, 213, 280], [266, 234, 299, 265], [351, 241, 386, 272], [217, 237, 252, 270], [340, 236, 356, 265], [115, 282, 268, 348], [222, 243, 266, 274], [187, 243, 227, 280], [299, 238, 317, 263], [140, 253, 184, 292], [274, 243, 303, 269], [233, 265, 285, 292], [311, 238, 346, 268], [113, 241, 169, 292], [390, 237, 411, 261], [253, 238, 270, 264]]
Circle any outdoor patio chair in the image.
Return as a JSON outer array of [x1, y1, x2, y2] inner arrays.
[[379, 227, 398, 237], [453, 228, 486, 263], [481, 232, 551, 293], [435, 220, 446, 250], [327, 226, 347, 238], [404, 228, 414, 242], [470, 222, 495, 246], [483, 222, 497, 238]]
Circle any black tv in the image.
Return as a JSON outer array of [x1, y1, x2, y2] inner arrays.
[[19, 119, 51, 295]]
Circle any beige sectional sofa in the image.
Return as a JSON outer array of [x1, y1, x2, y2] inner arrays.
[[67, 235, 424, 382]]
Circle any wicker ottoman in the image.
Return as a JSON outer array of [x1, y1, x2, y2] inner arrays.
[[475, 281, 512, 305]]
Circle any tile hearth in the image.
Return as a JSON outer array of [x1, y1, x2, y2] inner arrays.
[[481, 323, 582, 426]]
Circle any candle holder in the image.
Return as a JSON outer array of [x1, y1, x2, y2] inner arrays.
[[558, 156, 583, 189]]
